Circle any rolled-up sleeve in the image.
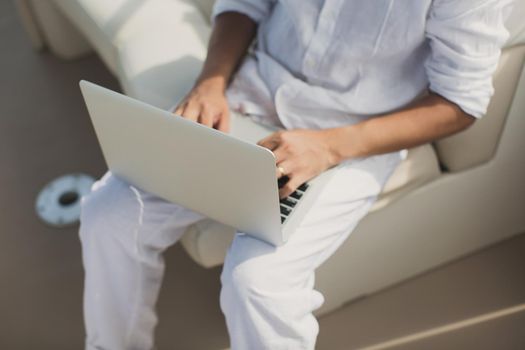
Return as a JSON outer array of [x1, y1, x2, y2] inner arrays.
[[212, 0, 274, 24], [425, 0, 514, 118]]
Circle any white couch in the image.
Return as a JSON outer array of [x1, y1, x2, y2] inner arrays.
[[16, 0, 525, 315]]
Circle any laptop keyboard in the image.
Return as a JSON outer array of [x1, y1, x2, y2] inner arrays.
[[278, 176, 310, 224]]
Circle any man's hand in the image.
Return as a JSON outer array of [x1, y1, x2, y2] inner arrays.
[[258, 129, 340, 198], [173, 78, 230, 132], [172, 12, 258, 132]]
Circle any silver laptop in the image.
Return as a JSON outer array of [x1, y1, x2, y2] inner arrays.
[[80, 80, 335, 246]]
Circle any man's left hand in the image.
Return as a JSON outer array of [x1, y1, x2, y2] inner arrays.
[[258, 129, 340, 198]]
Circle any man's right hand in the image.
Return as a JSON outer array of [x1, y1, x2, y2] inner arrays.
[[173, 78, 230, 132], [172, 11, 258, 133]]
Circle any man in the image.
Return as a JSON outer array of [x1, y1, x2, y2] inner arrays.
[[79, 0, 513, 349]]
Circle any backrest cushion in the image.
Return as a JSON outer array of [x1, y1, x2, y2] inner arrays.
[[193, 0, 215, 22], [505, 0, 525, 47], [434, 2, 525, 172], [434, 45, 525, 171]]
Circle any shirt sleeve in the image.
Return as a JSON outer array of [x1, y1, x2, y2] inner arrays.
[[211, 0, 274, 24], [425, 0, 514, 118]]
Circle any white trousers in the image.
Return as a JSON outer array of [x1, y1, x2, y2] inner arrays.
[[79, 151, 402, 350]]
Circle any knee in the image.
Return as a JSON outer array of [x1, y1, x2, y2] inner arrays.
[[79, 185, 104, 229], [220, 258, 267, 312], [220, 235, 285, 301], [221, 259, 264, 300], [79, 174, 136, 241]]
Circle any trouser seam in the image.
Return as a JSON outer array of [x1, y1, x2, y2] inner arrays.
[[124, 186, 147, 349]]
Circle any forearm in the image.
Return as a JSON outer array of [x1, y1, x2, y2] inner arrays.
[[196, 12, 257, 91], [325, 93, 476, 162]]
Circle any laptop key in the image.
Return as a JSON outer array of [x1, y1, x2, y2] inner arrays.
[[297, 183, 309, 192], [289, 191, 303, 200], [278, 175, 290, 189], [281, 215, 286, 224], [280, 205, 291, 216], [280, 198, 297, 208]]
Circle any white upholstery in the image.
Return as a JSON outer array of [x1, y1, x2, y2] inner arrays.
[[116, 1, 211, 108], [193, 0, 215, 22], [51, 0, 122, 73], [51, 0, 211, 107], [505, 0, 525, 47], [373, 144, 441, 210], [435, 45, 525, 171], [19, 0, 92, 59]]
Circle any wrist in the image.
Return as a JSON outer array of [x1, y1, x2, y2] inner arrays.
[[320, 128, 345, 166], [194, 74, 228, 93], [321, 125, 363, 164]]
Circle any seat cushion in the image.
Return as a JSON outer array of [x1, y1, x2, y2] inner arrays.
[[52, 0, 211, 82], [181, 144, 442, 268], [372, 144, 441, 211]]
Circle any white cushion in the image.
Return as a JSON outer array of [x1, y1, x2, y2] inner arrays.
[[181, 144, 442, 267], [193, 0, 216, 22], [435, 45, 525, 171], [116, 1, 211, 108], [505, 0, 525, 47], [52, 0, 210, 81], [20, 0, 93, 58], [52, 0, 123, 73], [372, 144, 441, 211]]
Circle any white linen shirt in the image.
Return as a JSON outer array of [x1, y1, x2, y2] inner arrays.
[[212, 0, 513, 130]]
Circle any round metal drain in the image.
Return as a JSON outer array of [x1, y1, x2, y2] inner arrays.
[[36, 174, 95, 227]]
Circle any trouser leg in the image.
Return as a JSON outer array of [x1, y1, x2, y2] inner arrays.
[[79, 172, 204, 350], [220, 153, 402, 350]]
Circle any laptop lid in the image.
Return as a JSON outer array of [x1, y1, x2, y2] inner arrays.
[[79, 80, 283, 245]]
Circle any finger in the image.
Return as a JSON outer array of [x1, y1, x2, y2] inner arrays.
[[173, 104, 185, 116], [257, 132, 280, 150], [216, 112, 230, 132], [275, 166, 285, 179], [275, 159, 294, 180], [198, 108, 215, 128], [272, 146, 287, 164], [276, 165, 291, 179], [181, 104, 200, 122], [279, 175, 303, 199], [258, 138, 279, 151]]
